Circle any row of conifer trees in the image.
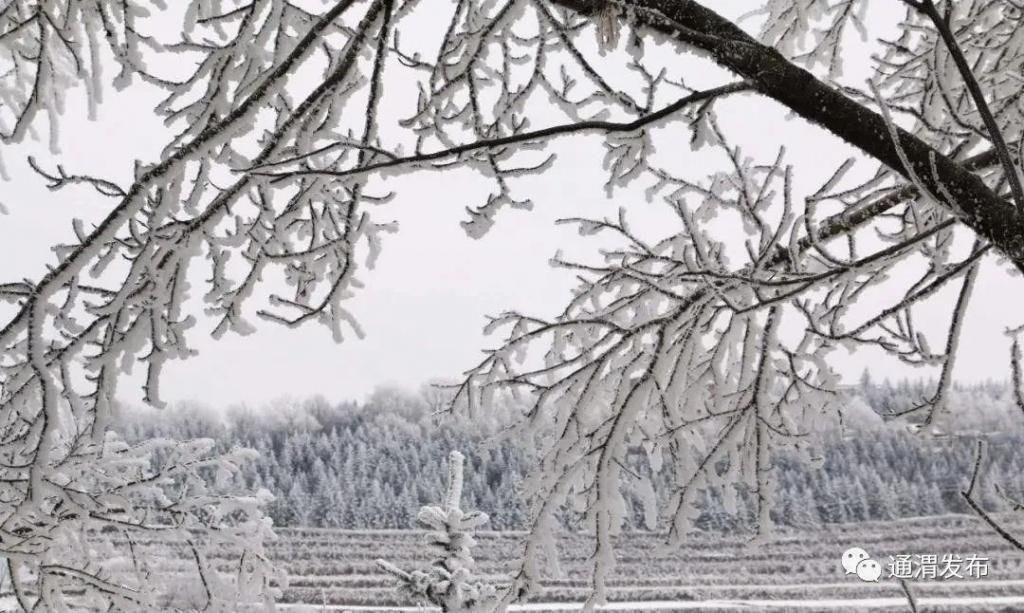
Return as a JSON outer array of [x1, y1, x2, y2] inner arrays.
[[118, 378, 1024, 530]]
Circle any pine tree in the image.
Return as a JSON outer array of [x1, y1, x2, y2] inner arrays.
[[377, 451, 499, 612]]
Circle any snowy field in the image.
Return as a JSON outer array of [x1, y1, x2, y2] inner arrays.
[[268, 514, 1024, 611], [2, 514, 1022, 611], [274, 596, 1024, 612]]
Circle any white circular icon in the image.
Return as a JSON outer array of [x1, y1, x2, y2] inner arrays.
[[842, 547, 870, 574], [856, 558, 882, 582]]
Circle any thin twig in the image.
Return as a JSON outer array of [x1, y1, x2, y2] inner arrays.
[[253, 83, 751, 180], [898, 578, 919, 613]]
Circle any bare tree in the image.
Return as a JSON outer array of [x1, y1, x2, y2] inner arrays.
[[1, 0, 1023, 610]]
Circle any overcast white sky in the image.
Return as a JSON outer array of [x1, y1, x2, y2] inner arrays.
[[1, 2, 1020, 409]]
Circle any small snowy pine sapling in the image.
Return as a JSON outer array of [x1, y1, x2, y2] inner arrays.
[[377, 451, 498, 612]]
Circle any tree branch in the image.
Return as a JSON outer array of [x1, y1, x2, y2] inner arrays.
[[253, 82, 751, 181], [0, 0, 364, 346], [915, 0, 1024, 211], [553, 0, 1024, 272]]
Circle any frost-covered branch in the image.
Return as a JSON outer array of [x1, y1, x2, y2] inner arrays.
[[911, 0, 1024, 211], [253, 82, 750, 183], [552, 0, 1024, 272], [961, 440, 1024, 553], [0, 0, 398, 607]]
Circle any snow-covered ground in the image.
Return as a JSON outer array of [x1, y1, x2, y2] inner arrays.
[[277, 594, 1024, 611], [266, 516, 1024, 611]]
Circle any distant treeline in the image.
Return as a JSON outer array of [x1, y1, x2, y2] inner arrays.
[[117, 377, 1024, 531]]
